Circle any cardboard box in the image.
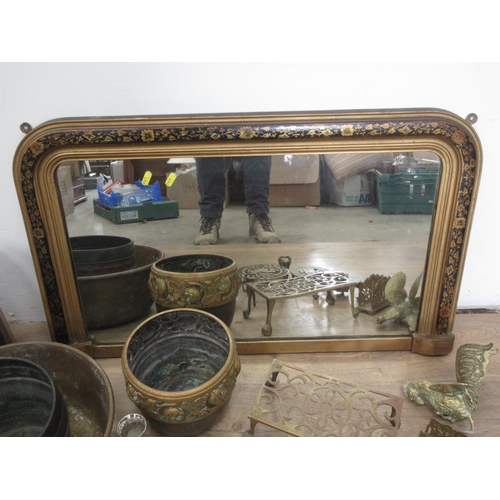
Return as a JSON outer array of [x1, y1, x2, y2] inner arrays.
[[167, 169, 200, 209], [93, 198, 179, 224], [322, 167, 373, 207], [269, 155, 321, 207]]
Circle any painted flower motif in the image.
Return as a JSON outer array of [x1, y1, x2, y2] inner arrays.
[[452, 129, 467, 146], [454, 217, 466, 229], [33, 227, 45, 239], [141, 129, 155, 142], [439, 307, 451, 318], [340, 125, 355, 137], [29, 141, 45, 158], [82, 132, 96, 142], [319, 129, 334, 137], [238, 127, 256, 140], [399, 125, 413, 135]]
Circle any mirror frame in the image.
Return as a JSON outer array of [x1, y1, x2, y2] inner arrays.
[[12, 108, 482, 358]]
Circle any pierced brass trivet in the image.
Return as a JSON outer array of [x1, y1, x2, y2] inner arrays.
[[419, 418, 467, 437], [238, 264, 290, 286], [290, 266, 329, 277], [244, 359, 403, 437], [243, 271, 359, 336]]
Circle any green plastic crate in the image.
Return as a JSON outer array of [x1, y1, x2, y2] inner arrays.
[[375, 169, 438, 214], [93, 198, 179, 224]]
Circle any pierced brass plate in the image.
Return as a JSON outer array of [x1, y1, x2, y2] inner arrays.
[[419, 418, 467, 437], [245, 359, 403, 437]]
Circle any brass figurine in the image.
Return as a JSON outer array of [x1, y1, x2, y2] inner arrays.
[[404, 343, 497, 432], [376, 271, 422, 331]]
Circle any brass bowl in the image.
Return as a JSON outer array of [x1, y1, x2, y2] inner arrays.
[[122, 308, 241, 436], [148, 254, 240, 327], [0, 342, 115, 437]]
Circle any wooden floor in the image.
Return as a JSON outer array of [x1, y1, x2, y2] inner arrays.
[[7, 311, 500, 438]]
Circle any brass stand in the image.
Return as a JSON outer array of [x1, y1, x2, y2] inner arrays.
[[244, 359, 403, 437], [243, 271, 359, 336]]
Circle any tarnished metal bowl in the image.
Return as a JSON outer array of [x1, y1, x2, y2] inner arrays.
[[0, 356, 69, 437], [70, 235, 136, 277], [77, 245, 164, 330], [0, 342, 115, 437], [148, 254, 240, 327], [122, 308, 241, 436]]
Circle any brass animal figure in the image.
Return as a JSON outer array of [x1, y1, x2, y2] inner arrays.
[[376, 271, 422, 331], [404, 343, 497, 431]]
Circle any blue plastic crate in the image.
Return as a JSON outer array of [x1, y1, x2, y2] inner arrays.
[[97, 181, 163, 208]]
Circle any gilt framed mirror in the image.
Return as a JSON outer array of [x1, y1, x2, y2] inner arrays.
[[13, 108, 481, 358]]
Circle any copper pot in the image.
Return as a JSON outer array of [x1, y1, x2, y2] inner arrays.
[[122, 308, 241, 436], [0, 342, 114, 437], [148, 254, 240, 327]]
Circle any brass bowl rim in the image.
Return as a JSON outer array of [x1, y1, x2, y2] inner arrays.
[[150, 254, 237, 280], [122, 307, 238, 401]]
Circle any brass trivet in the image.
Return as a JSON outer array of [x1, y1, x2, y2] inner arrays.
[[238, 264, 290, 285], [243, 271, 359, 336], [291, 266, 329, 277], [292, 267, 349, 297], [244, 359, 403, 437]]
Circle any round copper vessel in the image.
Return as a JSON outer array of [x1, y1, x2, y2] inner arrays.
[[78, 245, 164, 330], [122, 308, 241, 436], [70, 235, 136, 277], [0, 356, 69, 437], [148, 254, 240, 327], [0, 342, 115, 437]]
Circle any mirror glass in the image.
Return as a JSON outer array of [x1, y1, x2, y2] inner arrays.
[[57, 150, 441, 347]]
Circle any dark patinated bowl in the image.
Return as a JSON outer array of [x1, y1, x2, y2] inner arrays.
[[122, 308, 241, 436], [0, 342, 114, 437], [77, 245, 164, 330], [70, 235, 136, 277], [0, 356, 69, 437]]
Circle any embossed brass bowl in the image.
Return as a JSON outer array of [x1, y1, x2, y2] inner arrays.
[[148, 254, 240, 327], [122, 308, 241, 436]]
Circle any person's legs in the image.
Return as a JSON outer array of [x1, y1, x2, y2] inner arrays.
[[242, 156, 271, 215], [194, 157, 225, 245], [243, 156, 281, 244], [197, 157, 226, 219]]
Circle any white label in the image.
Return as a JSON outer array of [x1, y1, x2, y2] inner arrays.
[[120, 210, 139, 221]]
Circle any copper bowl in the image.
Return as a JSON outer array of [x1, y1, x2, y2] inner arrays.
[[78, 245, 164, 330], [0, 342, 114, 437], [122, 308, 241, 436], [0, 356, 69, 437]]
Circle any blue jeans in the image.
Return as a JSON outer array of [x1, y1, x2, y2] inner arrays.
[[196, 156, 271, 219]]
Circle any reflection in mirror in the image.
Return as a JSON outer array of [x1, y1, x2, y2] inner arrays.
[[57, 151, 441, 348]]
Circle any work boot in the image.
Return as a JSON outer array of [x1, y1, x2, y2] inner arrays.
[[194, 216, 221, 245], [249, 213, 281, 244]]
